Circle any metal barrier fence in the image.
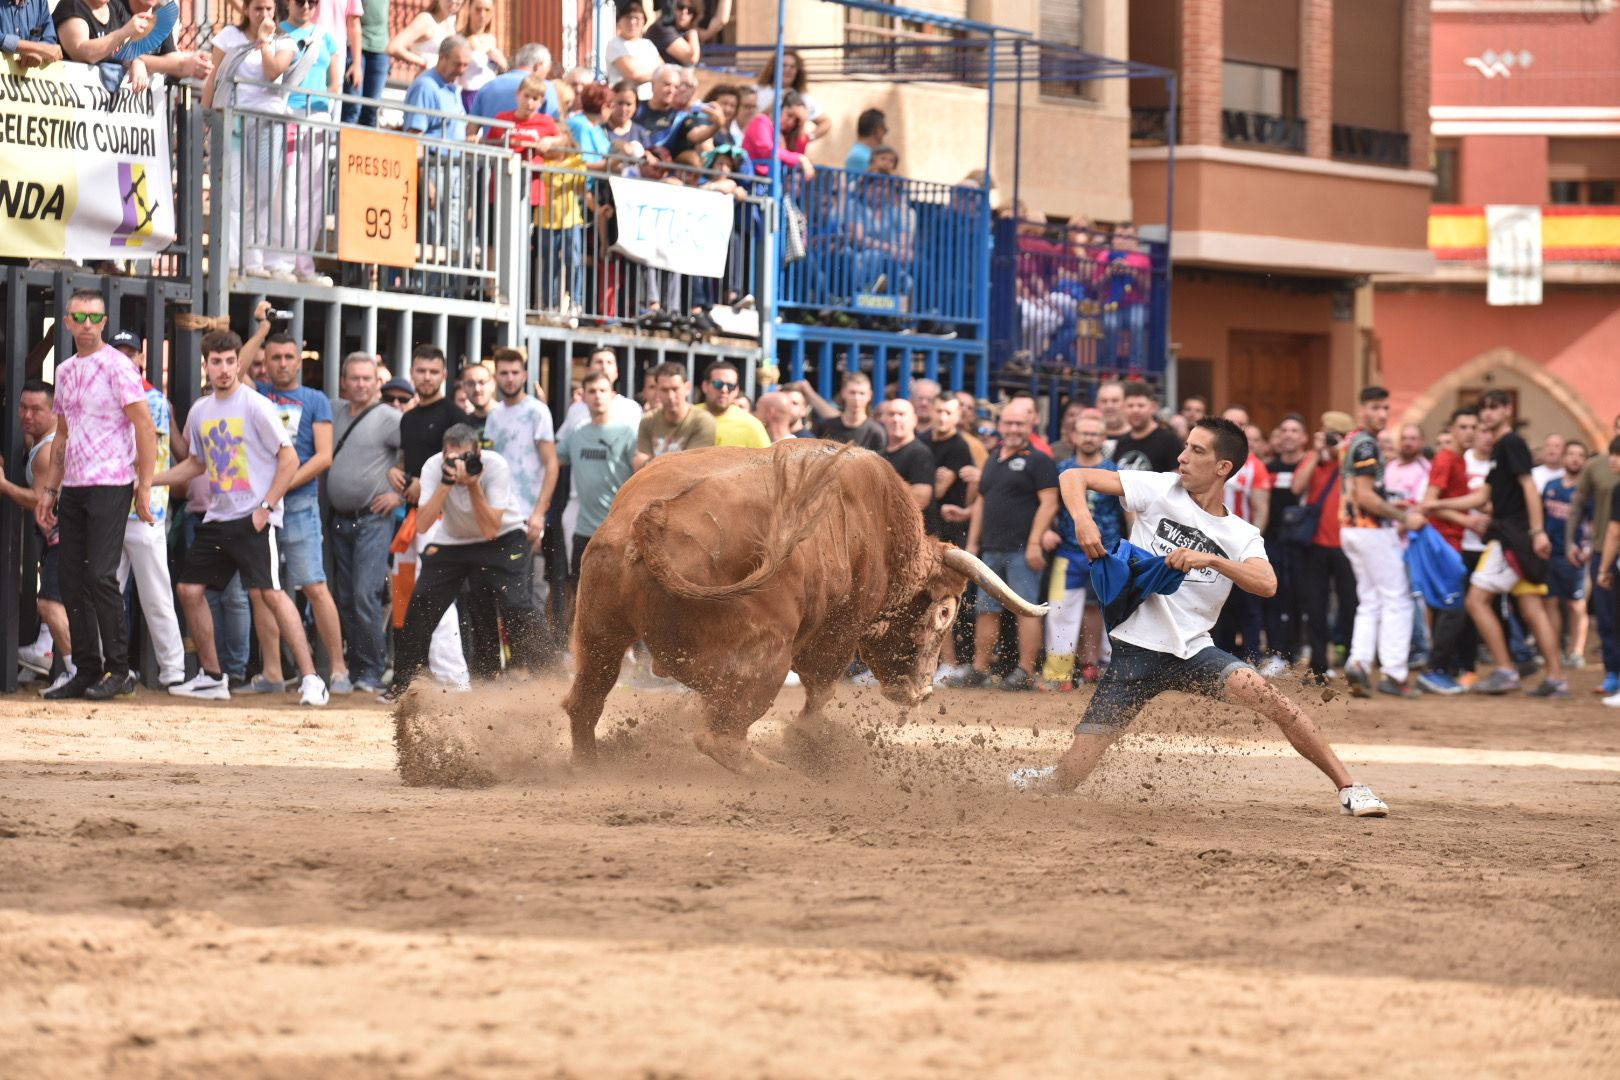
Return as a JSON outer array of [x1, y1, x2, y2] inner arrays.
[[518, 156, 772, 337], [988, 215, 1169, 380], [779, 167, 988, 332], [207, 84, 522, 310]]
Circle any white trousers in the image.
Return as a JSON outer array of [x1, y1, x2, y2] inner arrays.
[[115, 517, 186, 684], [1340, 526, 1414, 683]]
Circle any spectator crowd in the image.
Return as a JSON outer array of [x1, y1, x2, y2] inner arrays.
[[9, 292, 1619, 713]]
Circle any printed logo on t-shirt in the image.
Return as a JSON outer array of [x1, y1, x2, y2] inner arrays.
[[579, 447, 609, 461], [653, 435, 689, 456], [1008, 457, 1027, 472], [200, 418, 251, 492], [273, 401, 303, 437], [1115, 449, 1155, 471], [1152, 517, 1228, 583]]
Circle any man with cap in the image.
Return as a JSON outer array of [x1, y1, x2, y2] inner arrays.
[[327, 351, 404, 694], [109, 330, 188, 687]]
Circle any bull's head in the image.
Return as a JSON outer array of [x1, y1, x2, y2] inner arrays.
[[859, 546, 1049, 706]]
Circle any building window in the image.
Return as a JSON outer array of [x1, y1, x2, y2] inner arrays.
[[1432, 144, 1458, 204], [1551, 179, 1620, 205], [1040, 0, 1089, 98], [1221, 60, 1297, 118]]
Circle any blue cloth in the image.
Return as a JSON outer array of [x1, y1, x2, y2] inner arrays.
[[404, 69, 466, 141], [568, 113, 613, 165], [845, 142, 872, 173], [1541, 475, 1581, 555], [473, 69, 558, 120], [278, 21, 340, 114], [1088, 538, 1186, 629], [1404, 524, 1467, 613], [1, 0, 56, 54], [257, 382, 333, 497], [1053, 458, 1124, 588]]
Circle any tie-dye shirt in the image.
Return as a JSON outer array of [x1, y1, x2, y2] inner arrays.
[[53, 344, 147, 488], [183, 384, 293, 526]]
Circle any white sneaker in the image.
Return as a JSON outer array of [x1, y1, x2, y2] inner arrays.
[[783, 670, 802, 688], [1257, 655, 1289, 679], [17, 644, 52, 675], [170, 671, 230, 701], [1008, 765, 1058, 794], [1339, 784, 1389, 817], [934, 662, 970, 686], [298, 674, 329, 707], [1602, 691, 1620, 708], [45, 668, 76, 694]]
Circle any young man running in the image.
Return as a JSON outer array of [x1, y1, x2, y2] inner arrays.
[[1010, 417, 1389, 817]]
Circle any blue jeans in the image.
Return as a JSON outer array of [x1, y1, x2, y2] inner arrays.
[[184, 512, 250, 679], [541, 226, 585, 310], [330, 510, 393, 684], [344, 50, 391, 127], [276, 494, 327, 588]]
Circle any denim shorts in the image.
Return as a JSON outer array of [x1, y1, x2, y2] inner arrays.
[[974, 548, 1043, 615], [276, 496, 326, 589], [1547, 558, 1586, 602], [1075, 638, 1251, 735]]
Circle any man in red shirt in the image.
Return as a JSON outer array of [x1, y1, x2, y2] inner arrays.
[[1418, 406, 1482, 694]]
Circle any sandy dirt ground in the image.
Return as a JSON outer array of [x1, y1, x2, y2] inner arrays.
[[2, 664, 1618, 1079]]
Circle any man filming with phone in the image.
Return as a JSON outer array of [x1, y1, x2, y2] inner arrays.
[[380, 423, 544, 701]]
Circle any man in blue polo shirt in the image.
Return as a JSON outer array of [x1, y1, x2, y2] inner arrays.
[[405, 35, 471, 141], [252, 331, 352, 695], [406, 36, 471, 283]]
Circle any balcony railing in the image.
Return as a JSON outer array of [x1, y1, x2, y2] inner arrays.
[[1222, 109, 1306, 154], [1332, 124, 1411, 168]]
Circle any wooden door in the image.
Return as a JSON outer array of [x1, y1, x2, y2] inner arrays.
[[1226, 330, 1324, 431]]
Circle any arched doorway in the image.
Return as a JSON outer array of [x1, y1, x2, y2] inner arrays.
[[1400, 347, 1606, 448]]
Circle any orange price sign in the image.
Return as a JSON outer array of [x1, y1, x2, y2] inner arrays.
[[338, 128, 419, 267]]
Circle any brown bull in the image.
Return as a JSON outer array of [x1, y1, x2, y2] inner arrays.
[[561, 440, 1048, 774]]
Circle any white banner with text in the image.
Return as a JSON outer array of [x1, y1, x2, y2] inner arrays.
[[608, 175, 734, 279]]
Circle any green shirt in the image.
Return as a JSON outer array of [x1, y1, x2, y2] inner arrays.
[[557, 421, 637, 538], [361, 0, 389, 53]]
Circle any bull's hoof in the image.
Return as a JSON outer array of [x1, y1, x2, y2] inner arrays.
[[693, 729, 790, 777]]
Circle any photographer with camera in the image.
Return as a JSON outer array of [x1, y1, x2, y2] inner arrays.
[[380, 423, 543, 702], [1288, 411, 1360, 685]]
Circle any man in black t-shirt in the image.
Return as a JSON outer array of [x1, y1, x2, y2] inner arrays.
[[955, 398, 1059, 690], [1261, 413, 1309, 666], [1424, 389, 1566, 696], [1110, 382, 1182, 472], [806, 372, 886, 451], [927, 395, 977, 545], [877, 399, 934, 515]]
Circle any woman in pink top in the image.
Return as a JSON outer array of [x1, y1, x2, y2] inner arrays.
[[743, 90, 815, 180]]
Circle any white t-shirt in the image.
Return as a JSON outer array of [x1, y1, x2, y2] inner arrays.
[[184, 385, 294, 527], [482, 396, 556, 513], [418, 449, 526, 545], [1114, 471, 1268, 660], [1463, 449, 1493, 552], [1531, 463, 1563, 495], [605, 36, 661, 99], [216, 25, 298, 113], [558, 393, 643, 439]]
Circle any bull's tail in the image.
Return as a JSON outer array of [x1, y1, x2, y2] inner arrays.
[[631, 443, 851, 602]]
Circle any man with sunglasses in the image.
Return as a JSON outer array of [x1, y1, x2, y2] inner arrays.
[[326, 353, 403, 694], [701, 360, 768, 448], [35, 290, 157, 701]]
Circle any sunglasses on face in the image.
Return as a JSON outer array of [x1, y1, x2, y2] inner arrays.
[[69, 311, 107, 324], [710, 380, 738, 392], [384, 394, 412, 405]]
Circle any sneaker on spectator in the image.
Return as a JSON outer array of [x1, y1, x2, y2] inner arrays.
[[943, 667, 989, 689], [1563, 653, 1585, 669], [850, 668, 879, 687], [1515, 656, 1543, 678], [934, 662, 970, 686], [1472, 668, 1521, 695], [298, 674, 329, 707], [1000, 667, 1044, 692], [1338, 784, 1389, 817], [239, 674, 289, 694], [377, 683, 407, 705], [352, 676, 385, 695], [159, 670, 187, 688], [1603, 689, 1620, 708], [1257, 655, 1289, 679], [170, 672, 230, 701], [1527, 678, 1570, 699], [42, 669, 97, 700], [328, 673, 354, 696], [84, 672, 136, 700], [1377, 675, 1420, 699], [17, 644, 52, 675], [1344, 662, 1373, 699], [1601, 673, 1620, 696], [297, 272, 334, 288], [1416, 671, 1464, 696]]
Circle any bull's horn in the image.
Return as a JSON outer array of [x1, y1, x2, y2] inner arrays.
[[943, 547, 1051, 618]]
